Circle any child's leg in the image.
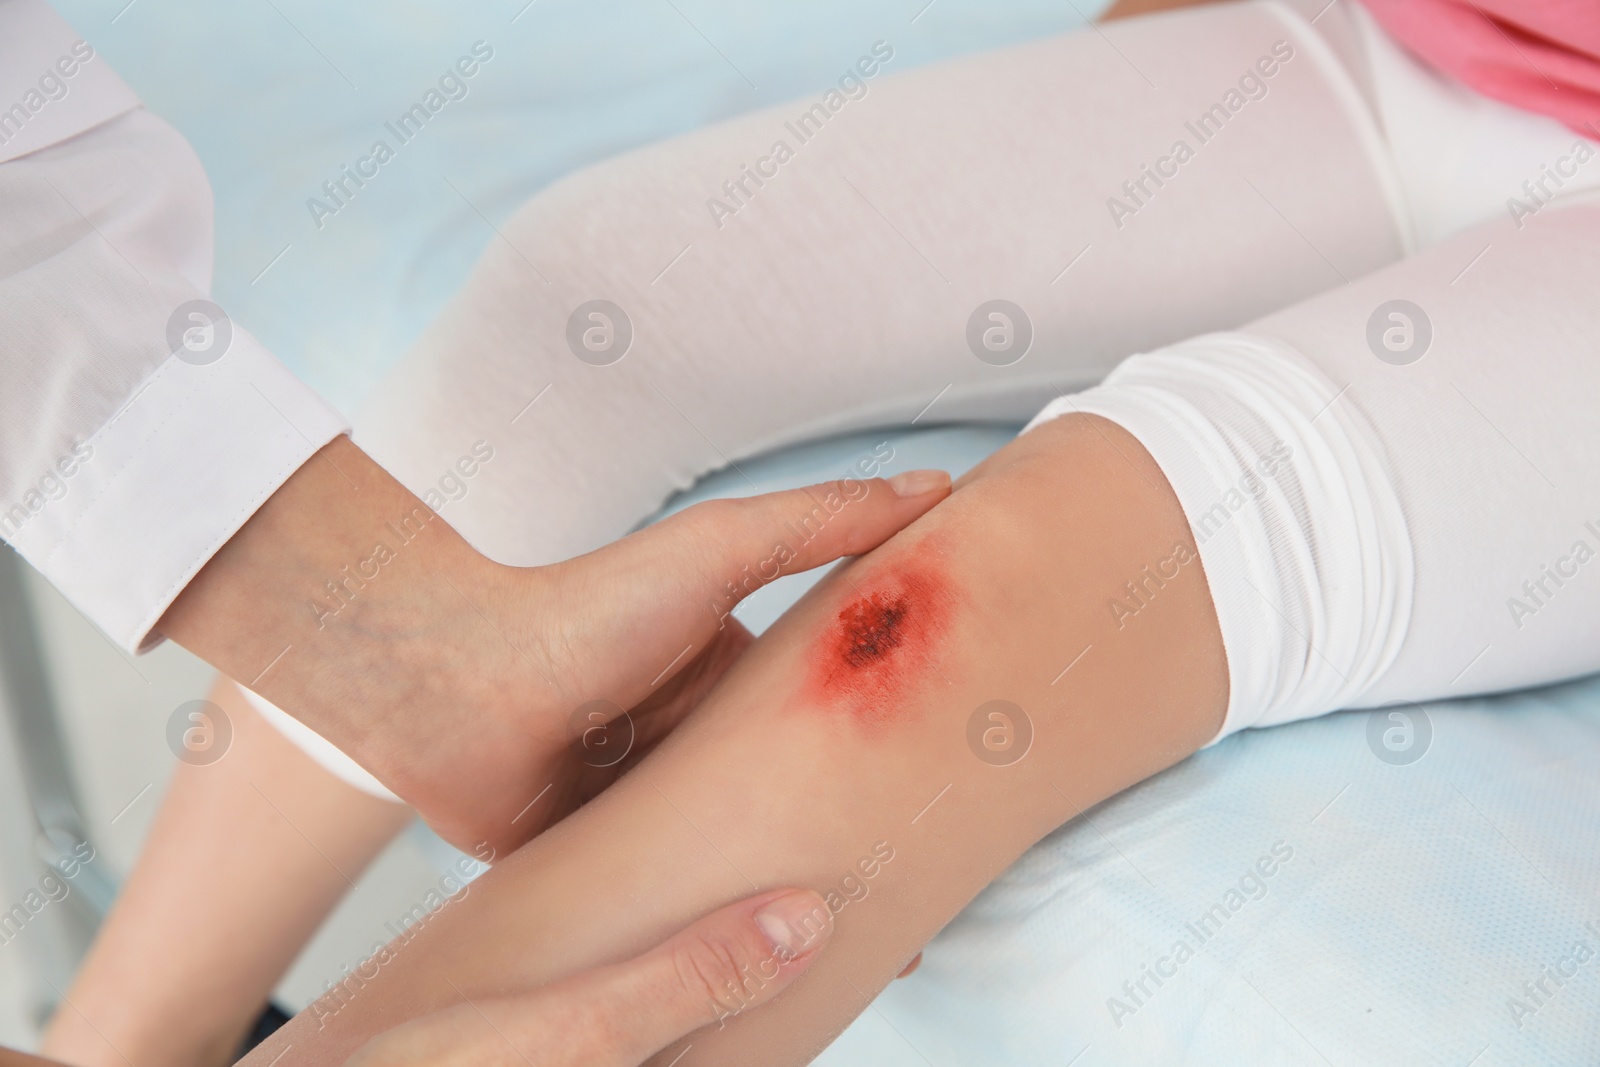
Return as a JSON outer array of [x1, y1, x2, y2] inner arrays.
[[244, 194, 1600, 1066], [41, 679, 411, 1067], [354, 0, 1404, 570], [244, 411, 1230, 1067]]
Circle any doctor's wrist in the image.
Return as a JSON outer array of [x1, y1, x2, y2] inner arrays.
[[156, 435, 538, 774], [156, 433, 955, 855]]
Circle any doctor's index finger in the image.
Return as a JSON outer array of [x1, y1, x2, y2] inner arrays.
[[661, 469, 952, 602]]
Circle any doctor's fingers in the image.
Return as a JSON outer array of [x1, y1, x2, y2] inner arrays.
[[673, 470, 953, 580], [342, 888, 834, 1067], [608, 469, 953, 617]]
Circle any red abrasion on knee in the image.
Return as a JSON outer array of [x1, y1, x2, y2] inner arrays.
[[799, 552, 957, 727]]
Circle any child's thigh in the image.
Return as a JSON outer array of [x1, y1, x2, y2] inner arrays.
[[356, 1, 1404, 571]]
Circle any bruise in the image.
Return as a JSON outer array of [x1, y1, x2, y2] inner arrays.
[[798, 544, 957, 727]]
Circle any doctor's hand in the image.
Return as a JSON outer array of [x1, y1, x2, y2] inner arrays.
[[158, 436, 951, 855], [342, 888, 833, 1067]]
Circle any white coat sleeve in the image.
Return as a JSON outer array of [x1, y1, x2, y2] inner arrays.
[[0, 5, 349, 652]]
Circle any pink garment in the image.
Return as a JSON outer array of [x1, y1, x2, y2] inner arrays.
[[1358, 0, 1600, 137]]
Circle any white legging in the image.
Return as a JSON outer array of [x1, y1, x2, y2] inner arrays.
[[252, 0, 1600, 785]]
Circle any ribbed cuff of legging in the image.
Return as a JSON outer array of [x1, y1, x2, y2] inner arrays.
[[1023, 332, 1413, 740]]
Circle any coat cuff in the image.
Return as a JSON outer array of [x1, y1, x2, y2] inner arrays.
[[6, 333, 348, 652]]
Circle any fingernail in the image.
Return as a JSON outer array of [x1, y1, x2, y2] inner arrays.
[[754, 890, 832, 959], [887, 469, 951, 498]]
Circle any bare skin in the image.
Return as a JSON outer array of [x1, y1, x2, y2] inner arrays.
[[36, 881, 839, 1067], [40, 679, 413, 1067], [240, 414, 1228, 1066], [44, 440, 947, 1067], [41, 684, 916, 1067], [0, 1051, 55, 1067], [158, 436, 951, 857]]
